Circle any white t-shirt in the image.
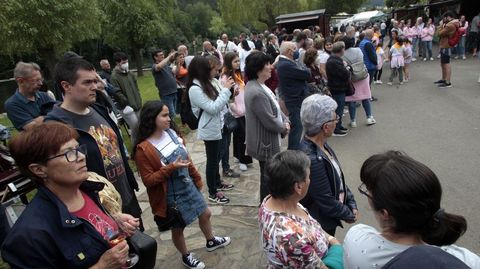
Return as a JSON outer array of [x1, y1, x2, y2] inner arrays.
[[344, 224, 480, 269], [217, 40, 237, 55]]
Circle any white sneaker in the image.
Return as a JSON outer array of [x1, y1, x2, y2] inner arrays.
[[454, 56, 459, 59], [430, 57, 434, 61], [462, 56, 466, 60], [350, 121, 357, 128], [423, 58, 427, 61], [366, 117, 376, 125], [399, 81, 404, 85], [437, 54, 441, 59], [377, 80, 383, 84], [239, 163, 248, 171], [387, 82, 393, 86], [412, 58, 417, 61], [373, 80, 379, 84]]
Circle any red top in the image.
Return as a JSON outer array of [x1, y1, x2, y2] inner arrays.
[[71, 191, 118, 240]]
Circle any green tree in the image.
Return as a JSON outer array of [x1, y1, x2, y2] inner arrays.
[[0, 0, 102, 78], [101, 0, 175, 76], [385, 0, 427, 8], [218, 0, 310, 30], [184, 2, 218, 38]]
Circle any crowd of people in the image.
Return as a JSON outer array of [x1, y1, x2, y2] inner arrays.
[[0, 8, 479, 269]]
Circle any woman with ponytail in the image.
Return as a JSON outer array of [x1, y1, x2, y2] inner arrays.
[[343, 150, 479, 269]]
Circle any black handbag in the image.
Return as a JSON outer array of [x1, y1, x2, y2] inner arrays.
[[154, 206, 186, 232], [153, 176, 186, 232], [223, 108, 238, 133], [127, 230, 157, 269]]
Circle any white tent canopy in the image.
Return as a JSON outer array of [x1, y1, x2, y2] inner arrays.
[[336, 10, 384, 28], [352, 11, 384, 23]]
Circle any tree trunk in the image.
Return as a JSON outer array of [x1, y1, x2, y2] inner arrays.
[[37, 47, 57, 80], [132, 44, 144, 77]]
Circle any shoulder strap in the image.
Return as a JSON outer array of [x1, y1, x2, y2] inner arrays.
[[189, 82, 204, 119], [165, 129, 180, 145]]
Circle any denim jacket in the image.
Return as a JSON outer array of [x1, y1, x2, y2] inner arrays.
[[299, 138, 357, 232], [1, 181, 111, 269]]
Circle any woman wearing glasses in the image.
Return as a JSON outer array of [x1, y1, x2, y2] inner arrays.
[[344, 151, 480, 269], [2, 122, 140, 268], [299, 94, 358, 236]]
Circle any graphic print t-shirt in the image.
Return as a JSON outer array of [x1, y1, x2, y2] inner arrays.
[[62, 107, 133, 204], [72, 191, 119, 240]]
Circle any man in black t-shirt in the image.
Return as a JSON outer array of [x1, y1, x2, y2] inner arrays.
[[45, 57, 144, 230]]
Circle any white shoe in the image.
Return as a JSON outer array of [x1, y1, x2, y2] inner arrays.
[[373, 80, 379, 84], [412, 58, 417, 61], [239, 163, 248, 171], [454, 56, 459, 59], [399, 81, 404, 85], [366, 117, 376, 125], [462, 56, 466, 60], [430, 57, 434, 61], [403, 79, 408, 83], [376, 80, 383, 84], [350, 121, 357, 128], [423, 58, 427, 61], [387, 82, 393, 86], [437, 54, 441, 59]]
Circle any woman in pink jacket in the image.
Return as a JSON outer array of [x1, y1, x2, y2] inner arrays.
[[421, 18, 435, 61], [220, 52, 253, 171]]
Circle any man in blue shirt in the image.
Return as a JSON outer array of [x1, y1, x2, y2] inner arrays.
[[4, 62, 55, 131]]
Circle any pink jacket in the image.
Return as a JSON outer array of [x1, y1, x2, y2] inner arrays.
[[220, 74, 246, 118], [421, 25, 435, 41]]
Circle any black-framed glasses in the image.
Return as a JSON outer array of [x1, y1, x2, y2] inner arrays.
[[322, 114, 340, 127], [46, 145, 87, 163], [358, 183, 373, 200]]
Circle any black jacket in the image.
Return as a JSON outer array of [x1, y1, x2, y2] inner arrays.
[[2, 181, 110, 268], [45, 103, 139, 193], [299, 138, 357, 232], [326, 55, 351, 93]]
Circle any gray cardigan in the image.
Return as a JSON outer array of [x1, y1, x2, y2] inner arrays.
[[244, 80, 289, 161]]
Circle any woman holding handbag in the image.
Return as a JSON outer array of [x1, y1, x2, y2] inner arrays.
[[133, 100, 231, 269], [220, 52, 253, 172]]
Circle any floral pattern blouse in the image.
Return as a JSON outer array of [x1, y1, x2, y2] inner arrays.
[[259, 196, 329, 269]]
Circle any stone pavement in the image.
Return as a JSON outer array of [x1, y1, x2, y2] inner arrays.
[[135, 133, 268, 269]]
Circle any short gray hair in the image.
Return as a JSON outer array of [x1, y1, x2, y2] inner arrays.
[[280, 41, 295, 55], [14, 61, 40, 78], [331, 41, 345, 54], [301, 94, 338, 136]]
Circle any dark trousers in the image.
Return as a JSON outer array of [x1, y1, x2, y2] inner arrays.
[[233, 116, 253, 164], [259, 160, 269, 203], [368, 69, 376, 85], [374, 69, 383, 81], [331, 92, 346, 130], [204, 140, 222, 196], [285, 103, 302, 150], [220, 130, 232, 172]]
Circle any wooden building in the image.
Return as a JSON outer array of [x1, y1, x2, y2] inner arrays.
[[276, 9, 330, 36]]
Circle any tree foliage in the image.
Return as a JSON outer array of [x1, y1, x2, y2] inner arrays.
[[101, 0, 176, 76], [0, 0, 102, 77], [218, 0, 310, 30], [385, 0, 428, 8]]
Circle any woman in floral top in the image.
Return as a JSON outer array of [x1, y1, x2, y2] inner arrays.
[[258, 150, 343, 269]]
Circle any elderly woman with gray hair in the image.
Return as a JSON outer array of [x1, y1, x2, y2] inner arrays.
[[299, 94, 358, 236]]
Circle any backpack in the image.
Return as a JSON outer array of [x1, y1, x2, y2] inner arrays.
[[448, 24, 465, 47], [180, 84, 203, 130]]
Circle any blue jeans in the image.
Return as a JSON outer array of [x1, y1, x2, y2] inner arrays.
[[285, 103, 302, 150], [220, 129, 232, 171], [348, 99, 372, 121], [422, 41, 433, 59], [161, 92, 177, 120], [412, 37, 419, 58], [331, 92, 346, 131], [457, 36, 466, 56]]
